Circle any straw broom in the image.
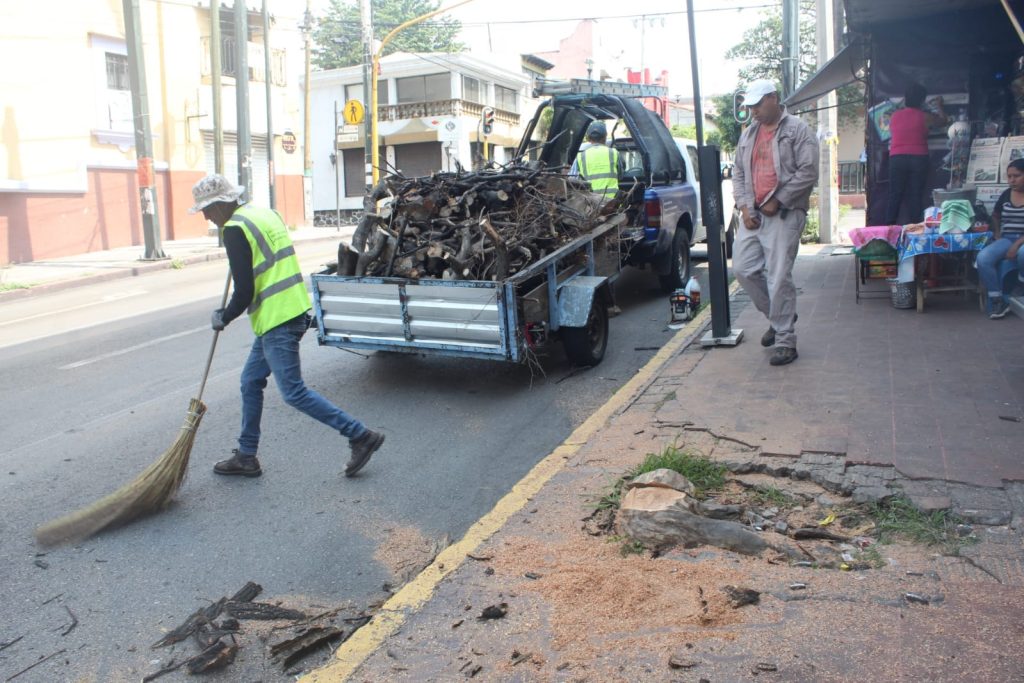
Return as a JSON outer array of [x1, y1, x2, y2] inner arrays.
[[35, 274, 232, 546]]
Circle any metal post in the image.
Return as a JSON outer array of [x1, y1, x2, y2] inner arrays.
[[334, 102, 341, 228], [360, 0, 373, 191], [262, 0, 275, 209], [303, 0, 312, 180], [235, 0, 252, 202], [687, 0, 741, 347], [781, 0, 800, 99], [211, 0, 224, 245], [817, 0, 838, 244], [122, 0, 166, 260]]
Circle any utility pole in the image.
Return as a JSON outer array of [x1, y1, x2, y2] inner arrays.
[[817, 0, 838, 244], [262, 0, 275, 209], [360, 0, 373, 191], [211, 0, 225, 244], [686, 0, 741, 347], [235, 0, 252, 202], [302, 0, 313, 187], [211, 0, 224, 177], [781, 0, 800, 98], [122, 0, 166, 260]]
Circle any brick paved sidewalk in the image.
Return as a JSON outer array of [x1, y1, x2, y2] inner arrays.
[[313, 247, 1024, 682]]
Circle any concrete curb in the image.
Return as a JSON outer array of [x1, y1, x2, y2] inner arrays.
[[0, 235, 342, 302]]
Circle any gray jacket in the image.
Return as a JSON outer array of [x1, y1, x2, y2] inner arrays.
[[732, 110, 819, 212]]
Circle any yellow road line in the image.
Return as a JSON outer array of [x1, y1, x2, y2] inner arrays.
[[301, 284, 739, 682]]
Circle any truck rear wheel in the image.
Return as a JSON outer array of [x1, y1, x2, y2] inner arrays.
[[659, 228, 692, 293], [562, 299, 608, 367]]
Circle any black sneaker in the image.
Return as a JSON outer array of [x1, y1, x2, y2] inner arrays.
[[345, 430, 384, 477], [990, 298, 1011, 319], [769, 347, 799, 366], [214, 450, 262, 477]]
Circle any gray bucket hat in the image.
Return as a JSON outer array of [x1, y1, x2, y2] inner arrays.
[[189, 174, 246, 214]]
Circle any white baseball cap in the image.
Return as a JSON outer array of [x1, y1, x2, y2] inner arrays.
[[189, 174, 246, 214], [742, 79, 779, 106]]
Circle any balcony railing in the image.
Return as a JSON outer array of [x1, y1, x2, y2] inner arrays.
[[377, 99, 519, 125]]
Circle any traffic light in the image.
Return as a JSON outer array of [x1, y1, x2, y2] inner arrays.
[[481, 106, 495, 136], [733, 91, 750, 124]]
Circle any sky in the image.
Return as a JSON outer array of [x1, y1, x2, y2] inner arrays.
[[304, 0, 773, 98], [443, 0, 771, 97]]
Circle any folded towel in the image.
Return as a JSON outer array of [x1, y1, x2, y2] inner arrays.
[[939, 199, 975, 234]]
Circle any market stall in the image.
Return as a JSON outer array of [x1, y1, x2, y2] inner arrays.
[[838, 0, 1023, 312]]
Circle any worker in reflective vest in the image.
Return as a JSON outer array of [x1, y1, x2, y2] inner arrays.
[[189, 174, 385, 479], [573, 120, 621, 200]]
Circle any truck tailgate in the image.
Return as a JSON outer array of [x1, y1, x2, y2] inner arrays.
[[311, 274, 519, 360]]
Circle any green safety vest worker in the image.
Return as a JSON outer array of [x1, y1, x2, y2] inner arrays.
[[576, 144, 620, 199], [224, 205, 310, 336]]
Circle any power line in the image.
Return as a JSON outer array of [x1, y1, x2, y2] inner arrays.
[[319, 4, 777, 30]]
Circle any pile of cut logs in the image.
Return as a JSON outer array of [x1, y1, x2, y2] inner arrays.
[[338, 167, 614, 281]]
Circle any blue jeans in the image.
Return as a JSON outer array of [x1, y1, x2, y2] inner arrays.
[[238, 312, 366, 455], [976, 237, 1024, 299]]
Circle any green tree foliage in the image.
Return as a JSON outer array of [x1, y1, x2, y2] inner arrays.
[[707, 93, 743, 153], [724, 2, 817, 86], [724, 3, 863, 125], [312, 0, 464, 70], [670, 123, 697, 139]]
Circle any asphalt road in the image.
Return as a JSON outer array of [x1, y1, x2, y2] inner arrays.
[[0, 241, 715, 681]]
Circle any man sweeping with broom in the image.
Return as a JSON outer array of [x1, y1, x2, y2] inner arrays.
[[190, 174, 385, 478]]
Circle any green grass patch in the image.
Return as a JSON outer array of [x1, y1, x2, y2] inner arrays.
[[589, 446, 727, 517], [626, 445, 727, 498], [0, 282, 30, 292], [869, 496, 972, 554], [607, 534, 646, 556], [170, 259, 185, 270], [751, 485, 796, 508]]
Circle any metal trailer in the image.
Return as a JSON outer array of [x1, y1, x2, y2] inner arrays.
[[311, 214, 625, 366]]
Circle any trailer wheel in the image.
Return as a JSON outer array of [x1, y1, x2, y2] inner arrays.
[[562, 299, 608, 367]]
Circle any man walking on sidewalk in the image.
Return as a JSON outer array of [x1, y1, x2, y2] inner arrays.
[[732, 79, 819, 366], [189, 174, 384, 478]]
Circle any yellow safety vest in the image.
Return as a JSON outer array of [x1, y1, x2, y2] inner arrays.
[[576, 144, 620, 199], [225, 205, 310, 336]]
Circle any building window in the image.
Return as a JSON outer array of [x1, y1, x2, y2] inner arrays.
[[345, 82, 388, 106], [495, 85, 518, 113], [106, 53, 129, 90], [397, 73, 450, 104], [93, 37, 132, 136], [462, 75, 482, 103]]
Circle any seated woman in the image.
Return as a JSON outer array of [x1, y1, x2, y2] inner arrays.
[[977, 158, 1024, 319]]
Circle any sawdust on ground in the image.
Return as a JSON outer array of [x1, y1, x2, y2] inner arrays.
[[489, 532, 754, 667], [372, 524, 443, 582]]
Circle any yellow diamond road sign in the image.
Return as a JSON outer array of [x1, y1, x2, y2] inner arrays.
[[343, 99, 365, 125]]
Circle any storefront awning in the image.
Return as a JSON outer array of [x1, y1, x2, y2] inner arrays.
[[783, 40, 865, 111]]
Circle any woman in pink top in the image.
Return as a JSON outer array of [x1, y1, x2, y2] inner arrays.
[[886, 83, 946, 224]]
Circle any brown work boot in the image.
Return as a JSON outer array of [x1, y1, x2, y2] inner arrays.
[[345, 429, 384, 477], [761, 313, 797, 347], [769, 347, 798, 366], [214, 450, 262, 477]]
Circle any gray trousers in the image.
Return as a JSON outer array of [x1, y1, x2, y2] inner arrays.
[[733, 209, 804, 348]]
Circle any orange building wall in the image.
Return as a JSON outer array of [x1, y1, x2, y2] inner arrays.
[[0, 168, 213, 265], [275, 174, 305, 227], [0, 170, 307, 266]]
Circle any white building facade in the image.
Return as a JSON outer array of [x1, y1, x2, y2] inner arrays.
[[310, 52, 537, 219]]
